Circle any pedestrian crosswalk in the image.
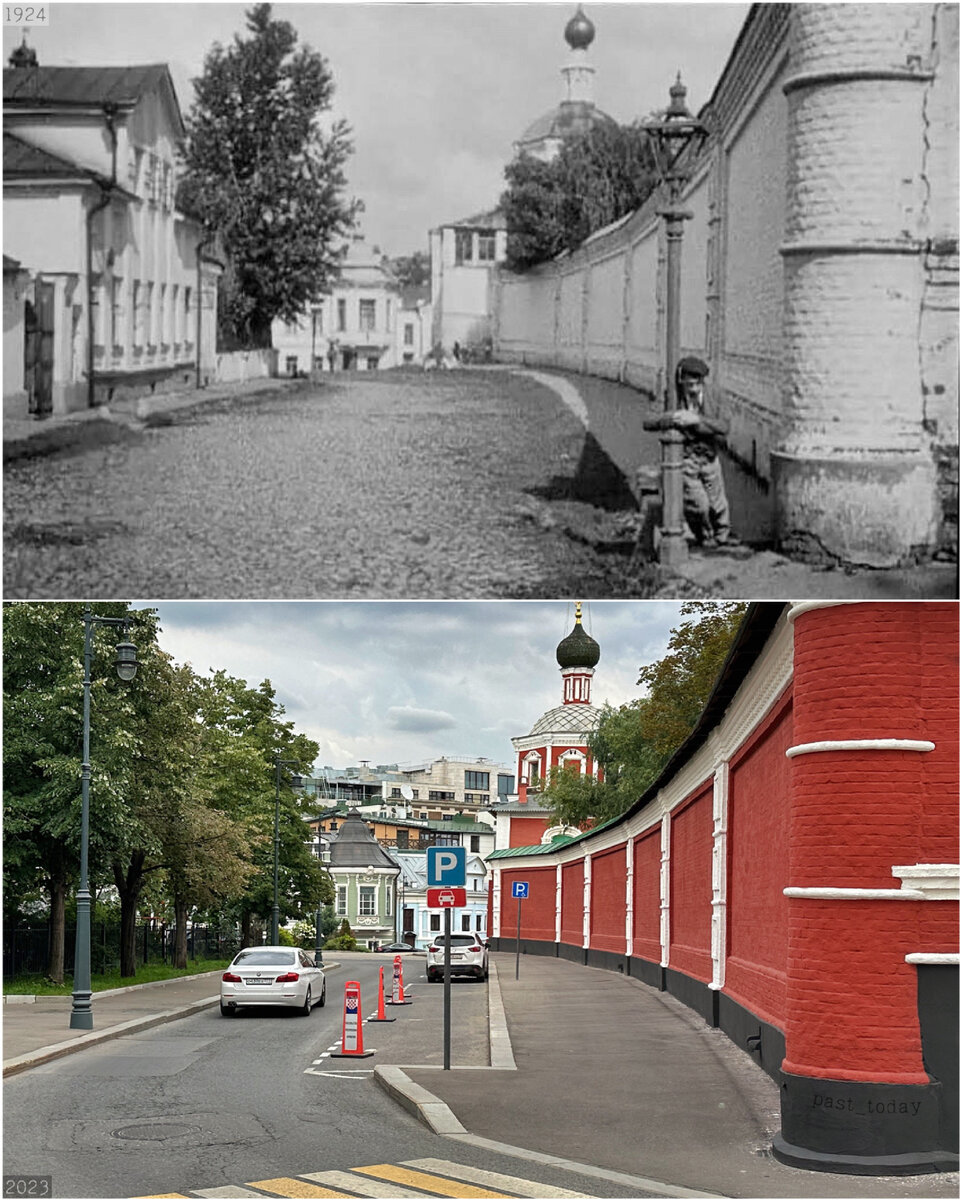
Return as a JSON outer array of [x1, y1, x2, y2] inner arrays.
[[134, 1157, 600, 1199]]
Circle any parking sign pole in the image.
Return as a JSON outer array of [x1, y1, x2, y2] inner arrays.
[[516, 897, 522, 980], [443, 906, 451, 1070]]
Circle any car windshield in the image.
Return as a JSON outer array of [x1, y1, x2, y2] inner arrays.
[[434, 935, 479, 946], [232, 950, 296, 967]]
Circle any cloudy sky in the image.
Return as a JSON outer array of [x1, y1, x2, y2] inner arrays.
[[142, 600, 695, 771], [4, 2, 749, 254]]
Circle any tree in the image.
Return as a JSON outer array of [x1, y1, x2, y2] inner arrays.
[[539, 603, 747, 828], [178, 3, 360, 348], [501, 122, 657, 271], [384, 250, 430, 290]]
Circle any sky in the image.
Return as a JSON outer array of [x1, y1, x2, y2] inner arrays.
[[141, 599, 693, 772], [3, 2, 750, 255]]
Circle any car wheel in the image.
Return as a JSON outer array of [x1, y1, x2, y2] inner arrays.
[[299, 985, 312, 1016], [318, 981, 326, 1007], [220, 1002, 235, 1017], [428, 972, 439, 983]]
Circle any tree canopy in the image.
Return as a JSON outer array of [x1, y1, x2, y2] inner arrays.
[[500, 122, 658, 271], [538, 603, 748, 828], [178, 3, 360, 348]]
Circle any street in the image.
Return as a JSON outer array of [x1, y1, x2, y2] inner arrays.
[[2, 957, 658, 1200], [3, 371, 659, 600]]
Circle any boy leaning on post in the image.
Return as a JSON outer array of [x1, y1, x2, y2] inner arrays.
[[672, 355, 739, 549]]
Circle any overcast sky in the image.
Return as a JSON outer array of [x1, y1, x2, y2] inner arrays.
[[142, 600, 694, 772], [5, 2, 750, 254]]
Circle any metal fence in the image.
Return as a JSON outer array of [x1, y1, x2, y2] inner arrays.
[[3, 924, 242, 980]]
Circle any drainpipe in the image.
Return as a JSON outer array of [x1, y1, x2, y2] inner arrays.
[[85, 101, 119, 409]]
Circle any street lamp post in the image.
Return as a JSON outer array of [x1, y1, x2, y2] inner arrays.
[[70, 607, 139, 1030], [271, 756, 303, 945], [641, 74, 709, 568]]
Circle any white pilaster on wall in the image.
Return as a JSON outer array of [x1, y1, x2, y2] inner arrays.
[[555, 864, 563, 943], [583, 854, 592, 949], [659, 813, 671, 968], [492, 868, 502, 939], [710, 763, 729, 990], [625, 837, 635, 957]]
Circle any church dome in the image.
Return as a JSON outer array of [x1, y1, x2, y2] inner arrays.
[[564, 6, 595, 50], [556, 605, 600, 669]]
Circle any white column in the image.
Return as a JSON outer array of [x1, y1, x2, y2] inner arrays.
[[710, 762, 729, 990], [555, 864, 563, 944], [659, 813, 671, 967], [582, 854, 592, 949], [491, 868, 502, 939], [625, 837, 635, 956]]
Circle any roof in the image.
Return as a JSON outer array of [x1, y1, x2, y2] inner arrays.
[[488, 836, 577, 859], [2, 130, 127, 193], [443, 206, 507, 232], [327, 810, 400, 871], [5, 62, 168, 106], [524, 703, 602, 739], [3, 253, 22, 273], [515, 100, 615, 151]]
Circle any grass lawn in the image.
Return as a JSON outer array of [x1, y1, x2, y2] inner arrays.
[[4, 958, 231, 996]]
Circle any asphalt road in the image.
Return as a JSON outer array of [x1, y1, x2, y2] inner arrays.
[[1, 958, 657, 1200], [3, 372, 657, 599]]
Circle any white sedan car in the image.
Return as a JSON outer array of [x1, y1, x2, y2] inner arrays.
[[220, 946, 326, 1016]]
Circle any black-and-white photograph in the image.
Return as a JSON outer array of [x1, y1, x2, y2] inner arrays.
[[2, 2, 958, 597]]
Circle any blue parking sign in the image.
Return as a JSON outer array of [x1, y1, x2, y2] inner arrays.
[[427, 845, 466, 887], [511, 881, 529, 899]]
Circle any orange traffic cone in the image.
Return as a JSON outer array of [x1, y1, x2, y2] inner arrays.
[[368, 965, 395, 1022], [330, 980, 374, 1057]]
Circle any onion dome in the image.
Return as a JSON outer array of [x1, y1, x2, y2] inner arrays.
[[564, 6, 595, 51], [9, 38, 38, 68], [555, 602, 600, 669]]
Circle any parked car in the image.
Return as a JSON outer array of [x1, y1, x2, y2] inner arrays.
[[220, 946, 326, 1016], [426, 933, 489, 981], [380, 942, 420, 953]]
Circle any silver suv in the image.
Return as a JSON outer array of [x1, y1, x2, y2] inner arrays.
[[426, 932, 489, 982]]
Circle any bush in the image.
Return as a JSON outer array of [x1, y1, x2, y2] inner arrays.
[[324, 918, 359, 951]]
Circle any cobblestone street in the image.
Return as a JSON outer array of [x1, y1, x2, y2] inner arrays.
[[4, 370, 665, 599]]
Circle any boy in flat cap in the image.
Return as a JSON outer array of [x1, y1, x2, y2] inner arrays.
[[673, 356, 737, 548]]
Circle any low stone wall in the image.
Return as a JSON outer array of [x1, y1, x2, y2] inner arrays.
[[215, 349, 276, 385]]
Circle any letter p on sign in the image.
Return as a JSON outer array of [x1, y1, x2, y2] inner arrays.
[[427, 845, 466, 886]]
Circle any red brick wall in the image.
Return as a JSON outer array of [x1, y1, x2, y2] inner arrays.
[[631, 827, 662, 963], [785, 602, 959, 1083], [560, 860, 584, 946], [590, 845, 627, 953], [509, 816, 550, 847], [669, 784, 713, 982], [499, 866, 556, 942], [726, 686, 793, 1026]]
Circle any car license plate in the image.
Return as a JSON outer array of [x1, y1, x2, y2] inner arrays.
[[450, 953, 464, 961], [244, 978, 272, 986]]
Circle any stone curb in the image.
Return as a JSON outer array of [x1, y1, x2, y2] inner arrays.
[[2, 994, 220, 1077]]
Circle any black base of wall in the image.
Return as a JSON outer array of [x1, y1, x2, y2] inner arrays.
[[776, 1071, 957, 1174]]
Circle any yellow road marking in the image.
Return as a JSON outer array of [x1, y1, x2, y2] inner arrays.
[[245, 1178, 354, 1198], [353, 1165, 514, 1198]]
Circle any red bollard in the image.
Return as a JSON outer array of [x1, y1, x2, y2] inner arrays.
[[330, 980, 373, 1057], [368, 965, 395, 1023], [387, 953, 413, 1005]]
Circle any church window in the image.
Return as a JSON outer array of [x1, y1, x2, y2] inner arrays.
[[359, 298, 376, 332]]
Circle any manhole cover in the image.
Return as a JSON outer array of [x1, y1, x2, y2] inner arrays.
[[111, 1123, 197, 1142]]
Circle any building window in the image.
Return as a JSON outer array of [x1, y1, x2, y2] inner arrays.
[[470, 835, 480, 853], [183, 287, 192, 341], [429, 791, 455, 803], [390, 788, 402, 798], [171, 284, 179, 343], [359, 886, 376, 916], [159, 283, 168, 346], [429, 914, 441, 932], [476, 914, 484, 932], [465, 771, 489, 790], [312, 306, 323, 334], [337, 299, 347, 332], [286, 356, 298, 376], [359, 298, 376, 333], [477, 232, 496, 262], [498, 775, 513, 797], [133, 281, 144, 348], [336, 886, 347, 916], [464, 793, 489, 804], [404, 322, 414, 346], [454, 230, 473, 264], [461, 914, 471, 932], [385, 889, 392, 917], [110, 277, 124, 351]]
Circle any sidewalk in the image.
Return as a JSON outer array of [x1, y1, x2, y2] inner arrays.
[[3, 375, 302, 463], [4, 954, 955, 1198]]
